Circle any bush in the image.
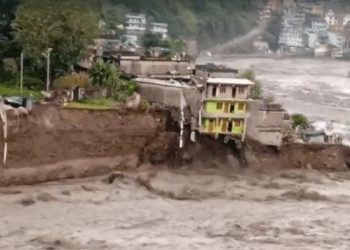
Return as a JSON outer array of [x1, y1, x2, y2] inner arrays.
[[291, 114, 309, 129], [0, 85, 42, 100], [240, 70, 263, 99], [250, 82, 263, 99], [89, 59, 119, 88], [118, 80, 138, 96], [0, 67, 15, 82], [240, 70, 256, 81], [53, 73, 91, 89], [3, 76, 44, 90]]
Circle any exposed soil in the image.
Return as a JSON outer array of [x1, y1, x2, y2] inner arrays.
[[0, 105, 349, 187], [1, 104, 168, 169]]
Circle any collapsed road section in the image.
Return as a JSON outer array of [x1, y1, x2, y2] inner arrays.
[[0, 104, 349, 187]]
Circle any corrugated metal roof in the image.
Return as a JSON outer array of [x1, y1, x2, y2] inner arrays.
[[207, 78, 255, 85]]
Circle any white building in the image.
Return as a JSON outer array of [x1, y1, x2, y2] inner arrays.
[[125, 14, 147, 34], [279, 30, 304, 49], [343, 14, 350, 26], [328, 32, 345, 58], [124, 14, 169, 43], [325, 10, 339, 27], [311, 20, 328, 33], [150, 22, 168, 38]]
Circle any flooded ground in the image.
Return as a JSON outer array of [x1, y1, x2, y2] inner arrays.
[[1, 169, 350, 250], [1, 57, 350, 250], [198, 57, 350, 142]]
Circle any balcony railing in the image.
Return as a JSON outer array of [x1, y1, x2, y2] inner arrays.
[[201, 111, 248, 119]]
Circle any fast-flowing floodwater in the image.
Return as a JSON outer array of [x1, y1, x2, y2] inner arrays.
[[2, 169, 350, 250], [198, 56, 350, 143]]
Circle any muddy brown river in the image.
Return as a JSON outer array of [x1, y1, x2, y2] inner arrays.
[[1, 168, 350, 250], [2, 57, 350, 249]]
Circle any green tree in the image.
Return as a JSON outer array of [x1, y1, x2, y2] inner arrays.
[[89, 58, 119, 88], [53, 72, 91, 89], [240, 70, 263, 99], [101, 3, 129, 35], [141, 32, 169, 50], [14, 0, 98, 82], [0, 0, 20, 62], [291, 114, 309, 129]]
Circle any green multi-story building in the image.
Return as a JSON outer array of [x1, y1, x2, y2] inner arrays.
[[199, 77, 254, 141]]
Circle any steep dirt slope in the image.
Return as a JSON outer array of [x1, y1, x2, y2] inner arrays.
[[1, 105, 165, 169]]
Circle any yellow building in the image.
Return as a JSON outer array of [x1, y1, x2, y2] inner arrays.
[[200, 78, 254, 141]]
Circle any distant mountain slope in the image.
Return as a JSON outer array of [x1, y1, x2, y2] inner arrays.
[[103, 0, 259, 49]]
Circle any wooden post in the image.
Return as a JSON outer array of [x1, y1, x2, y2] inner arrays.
[[0, 100, 8, 167], [179, 91, 185, 148]]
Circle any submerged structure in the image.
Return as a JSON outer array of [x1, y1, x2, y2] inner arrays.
[[199, 78, 254, 142]]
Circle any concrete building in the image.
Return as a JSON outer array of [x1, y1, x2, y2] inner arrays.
[[310, 20, 328, 33], [328, 32, 345, 58], [343, 14, 350, 26], [150, 23, 168, 38], [195, 64, 239, 79], [199, 78, 254, 141], [279, 7, 307, 52], [246, 100, 290, 148], [279, 30, 304, 51], [325, 10, 341, 29], [120, 59, 191, 76], [125, 14, 147, 33], [125, 14, 169, 43], [125, 14, 147, 42]]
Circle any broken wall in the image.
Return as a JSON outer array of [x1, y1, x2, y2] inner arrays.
[[120, 60, 191, 76], [246, 100, 285, 147]]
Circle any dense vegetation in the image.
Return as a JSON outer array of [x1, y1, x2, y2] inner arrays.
[[0, 0, 260, 95], [101, 0, 259, 49]]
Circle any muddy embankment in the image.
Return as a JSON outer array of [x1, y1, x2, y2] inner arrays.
[[0, 105, 350, 186]]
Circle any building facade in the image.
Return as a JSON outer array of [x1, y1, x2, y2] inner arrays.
[[125, 14, 147, 33], [125, 14, 169, 43], [246, 100, 290, 148], [200, 78, 254, 141], [150, 22, 168, 38]]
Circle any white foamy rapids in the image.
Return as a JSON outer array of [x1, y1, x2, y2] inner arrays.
[[311, 121, 350, 146]]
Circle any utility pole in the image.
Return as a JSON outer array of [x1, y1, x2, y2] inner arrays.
[[43, 48, 53, 92], [20, 52, 24, 95]]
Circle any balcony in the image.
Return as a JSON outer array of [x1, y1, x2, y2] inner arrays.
[[201, 110, 248, 119]]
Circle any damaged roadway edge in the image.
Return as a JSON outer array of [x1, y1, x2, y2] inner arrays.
[[0, 105, 350, 186]]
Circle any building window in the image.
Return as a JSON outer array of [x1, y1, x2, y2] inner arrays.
[[220, 86, 226, 94], [238, 86, 245, 94], [230, 104, 235, 113], [238, 103, 245, 110], [234, 120, 241, 127], [212, 86, 217, 97], [232, 87, 236, 98], [216, 103, 223, 110]]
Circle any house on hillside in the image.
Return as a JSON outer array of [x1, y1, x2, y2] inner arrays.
[[150, 22, 168, 39], [325, 10, 341, 30], [125, 14, 147, 42], [124, 14, 169, 43], [199, 78, 254, 143]]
